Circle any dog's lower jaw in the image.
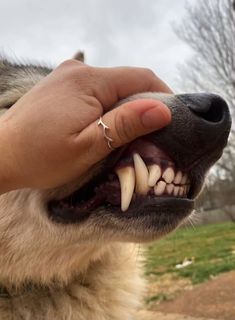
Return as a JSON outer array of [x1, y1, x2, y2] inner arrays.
[[0, 244, 144, 320]]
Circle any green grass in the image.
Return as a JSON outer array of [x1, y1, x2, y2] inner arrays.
[[145, 293, 169, 304], [145, 222, 235, 284]]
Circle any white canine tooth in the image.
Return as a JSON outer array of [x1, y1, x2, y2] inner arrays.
[[173, 186, 180, 196], [154, 181, 166, 196], [174, 171, 183, 185], [181, 173, 188, 185], [148, 164, 161, 187], [133, 153, 150, 195], [115, 166, 135, 212], [166, 183, 174, 195], [162, 167, 175, 184]]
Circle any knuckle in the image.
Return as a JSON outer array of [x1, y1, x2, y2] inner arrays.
[[82, 95, 103, 118], [80, 65, 96, 78], [77, 66, 99, 87], [142, 68, 156, 80], [58, 59, 81, 70], [57, 62, 98, 90], [57, 59, 82, 80]]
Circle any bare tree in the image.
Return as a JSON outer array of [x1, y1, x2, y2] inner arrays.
[[175, 0, 235, 113], [175, 0, 235, 219]]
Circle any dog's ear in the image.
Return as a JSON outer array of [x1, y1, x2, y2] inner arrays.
[[0, 58, 51, 109], [73, 51, 85, 63]]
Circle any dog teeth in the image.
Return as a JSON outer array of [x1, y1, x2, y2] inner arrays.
[[115, 166, 135, 212], [179, 186, 184, 197], [154, 181, 166, 196], [133, 153, 150, 195], [166, 183, 174, 195], [181, 173, 188, 185], [162, 167, 175, 184], [173, 186, 180, 196], [148, 164, 161, 187], [174, 171, 183, 184], [115, 155, 190, 211]]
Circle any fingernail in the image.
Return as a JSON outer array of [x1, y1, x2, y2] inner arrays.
[[140, 101, 171, 129]]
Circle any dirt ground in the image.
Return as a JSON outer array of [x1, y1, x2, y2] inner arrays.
[[150, 271, 235, 320]]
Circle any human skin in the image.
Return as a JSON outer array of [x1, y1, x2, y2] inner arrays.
[[0, 60, 172, 194]]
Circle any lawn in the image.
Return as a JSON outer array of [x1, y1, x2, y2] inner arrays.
[[145, 222, 235, 285], [144, 222, 235, 305]]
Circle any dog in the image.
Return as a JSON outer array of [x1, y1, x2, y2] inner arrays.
[[0, 56, 231, 319]]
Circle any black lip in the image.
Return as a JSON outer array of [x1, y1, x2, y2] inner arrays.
[[48, 182, 194, 224], [103, 197, 194, 219], [102, 197, 195, 241]]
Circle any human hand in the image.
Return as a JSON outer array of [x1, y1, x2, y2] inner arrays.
[[0, 60, 171, 193]]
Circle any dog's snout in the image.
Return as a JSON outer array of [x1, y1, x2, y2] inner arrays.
[[177, 93, 229, 124], [151, 92, 231, 170]]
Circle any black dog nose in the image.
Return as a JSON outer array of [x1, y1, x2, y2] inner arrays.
[[177, 93, 229, 124], [152, 92, 231, 170]]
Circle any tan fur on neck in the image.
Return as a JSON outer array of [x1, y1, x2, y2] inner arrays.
[[0, 242, 144, 319]]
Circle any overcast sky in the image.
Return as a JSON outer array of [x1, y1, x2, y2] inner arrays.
[[0, 0, 195, 90]]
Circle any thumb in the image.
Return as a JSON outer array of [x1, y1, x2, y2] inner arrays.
[[76, 99, 171, 167]]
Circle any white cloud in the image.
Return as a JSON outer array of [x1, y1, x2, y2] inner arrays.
[[0, 0, 195, 89]]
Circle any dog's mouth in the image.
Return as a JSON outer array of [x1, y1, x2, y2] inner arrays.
[[46, 91, 231, 229], [41, 92, 232, 238], [48, 137, 195, 224]]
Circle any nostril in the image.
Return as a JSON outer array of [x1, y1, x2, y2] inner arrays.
[[177, 93, 228, 124], [192, 96, 226, 123]]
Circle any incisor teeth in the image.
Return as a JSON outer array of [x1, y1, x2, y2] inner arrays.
[[173, 186, 180, 196], [166, 183, 174, 195], [162, 167, 175, 184], [179, 186, 184, 197], [148, 164, 161, 187], [154, 181, 166, 196], [133, 153, 150, 195], [115, 166, 135, 212], [174, 171, 182, 184]]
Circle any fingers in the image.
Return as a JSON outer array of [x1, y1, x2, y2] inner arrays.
[[94, 66, 173, 109], [76, 99, 171, 167], [56, 60, 172, 111]]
